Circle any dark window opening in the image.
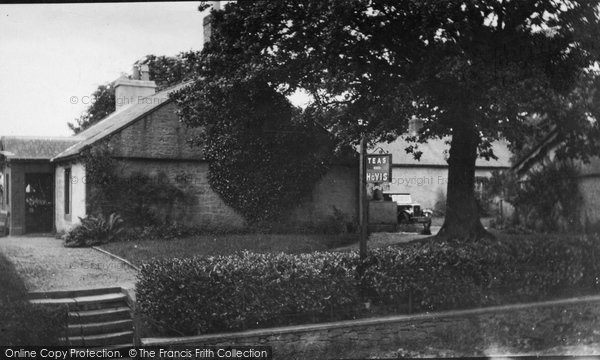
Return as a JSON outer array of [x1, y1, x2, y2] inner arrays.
[[5, 174, 9, 206], [64, 168, 71, 215]]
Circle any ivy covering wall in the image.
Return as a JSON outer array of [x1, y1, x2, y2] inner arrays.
[[80, 142, 192, 227], [174, 81, 335, 222]]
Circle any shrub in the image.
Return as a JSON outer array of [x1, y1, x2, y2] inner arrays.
[[513, 160, 582, 232], [137, 234, 600, 335], [433, 189, 446, 217], [64, 213, 123, 247], [0, 253, 67, 345]]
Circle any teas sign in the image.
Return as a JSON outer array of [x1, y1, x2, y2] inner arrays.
[[366, 154, 392, 183]]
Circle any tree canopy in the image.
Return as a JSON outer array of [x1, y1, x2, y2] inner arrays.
[[68, 52, 200, 134], [174, 0, 600, 239]]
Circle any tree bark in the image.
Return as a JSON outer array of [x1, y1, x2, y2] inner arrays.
[[437, 114, 493, 241]]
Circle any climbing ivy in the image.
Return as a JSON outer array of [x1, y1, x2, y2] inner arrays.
[[81, 142, 191, 226], [174, 81, 333, 222]]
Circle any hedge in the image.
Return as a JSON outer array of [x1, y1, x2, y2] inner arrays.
[[136, 234, 600, 335], [0, 253, 67, 345], [137, 251, 360, 334]]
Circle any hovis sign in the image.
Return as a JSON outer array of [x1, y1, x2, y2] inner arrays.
[[366, 154, 392, 183]]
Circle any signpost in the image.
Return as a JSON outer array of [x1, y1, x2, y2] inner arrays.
[[359, 138, 368, 259], [359, 146, 392, 259]]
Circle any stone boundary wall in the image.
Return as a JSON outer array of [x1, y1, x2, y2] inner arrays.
[[141, 295, 600, 359]]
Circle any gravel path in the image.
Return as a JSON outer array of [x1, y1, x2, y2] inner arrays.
[[334, 226, 441, 251], [0, 236, 137, 292]]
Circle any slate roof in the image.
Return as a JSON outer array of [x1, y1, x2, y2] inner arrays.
[[0, 136, 80, 161], [375, 136, 512, 168], [52, 82, 191, 161], [512, 128, 559, 175]]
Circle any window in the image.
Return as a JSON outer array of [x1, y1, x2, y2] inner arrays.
[[64, 168, 71, 215], [5, 173, 8, 206], [475, 176, 488, 199]]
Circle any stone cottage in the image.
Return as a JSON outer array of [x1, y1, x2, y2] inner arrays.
[[0, 71, 358, 236]]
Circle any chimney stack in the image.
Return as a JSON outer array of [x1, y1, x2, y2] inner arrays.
[[203, 1, 224, 46], [114, 65, 157, 111], [203, 14, 213, 45], [408, 117, 424, 136]]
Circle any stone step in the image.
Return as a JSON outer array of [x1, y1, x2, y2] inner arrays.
[[69, 307, 132, 324], [29, 287, 123, 300], [32, 293, 128, 311], [65, 331, 134, 347], [68, 319, 133, 336]]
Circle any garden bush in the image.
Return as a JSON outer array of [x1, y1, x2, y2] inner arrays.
[[64, 213, 123, 247], [136, 234, 600, 335], [0, 253, 67, 345]]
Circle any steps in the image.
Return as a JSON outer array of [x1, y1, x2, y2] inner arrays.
[[29, 287, 135, 348]]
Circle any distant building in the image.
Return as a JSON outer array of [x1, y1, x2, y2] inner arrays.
[[373, 123, 512, 210]]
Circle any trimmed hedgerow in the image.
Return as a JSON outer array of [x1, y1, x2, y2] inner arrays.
[[136, 234, 600, 335], [136, 251, 360, 334]]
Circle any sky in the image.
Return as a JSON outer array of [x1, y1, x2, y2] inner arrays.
[[0, 2, 209, 137]]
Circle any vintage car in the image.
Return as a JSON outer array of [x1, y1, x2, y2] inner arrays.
[[383, 193, 432, 226]]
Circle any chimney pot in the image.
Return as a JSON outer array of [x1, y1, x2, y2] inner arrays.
[[408, 117, 424, 136]]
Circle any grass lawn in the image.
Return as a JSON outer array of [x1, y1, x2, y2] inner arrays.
[[100, 233, 358, 267], [0, 252, 29, 301]]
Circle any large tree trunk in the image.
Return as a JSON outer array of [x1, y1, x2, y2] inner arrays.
[[437, 117, 492, 241]]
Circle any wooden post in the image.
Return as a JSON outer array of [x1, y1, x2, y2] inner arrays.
[[359, 136, 368, 259]]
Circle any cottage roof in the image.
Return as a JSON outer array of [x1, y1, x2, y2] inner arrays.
[[52, 82, 190, 161], [0, 136, 80, 161], [511, 128, 559, 175], [375, 136, 512, 168]]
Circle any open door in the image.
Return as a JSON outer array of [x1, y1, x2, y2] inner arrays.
[[24, 173, 54, 234]]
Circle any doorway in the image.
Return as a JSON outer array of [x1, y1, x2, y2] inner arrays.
[[24, 173, 54, 233]]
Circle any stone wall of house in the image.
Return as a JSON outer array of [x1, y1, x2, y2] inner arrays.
[[115, 159, 246, 230], [577, 158, 600, 227], [109, 102, 203, 160], [142, 295, 600, 359], [55, 162, 86, 233], [578, 175, 600, 227], [287, 165, 358, 227], [115, 160, 358, 231]]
